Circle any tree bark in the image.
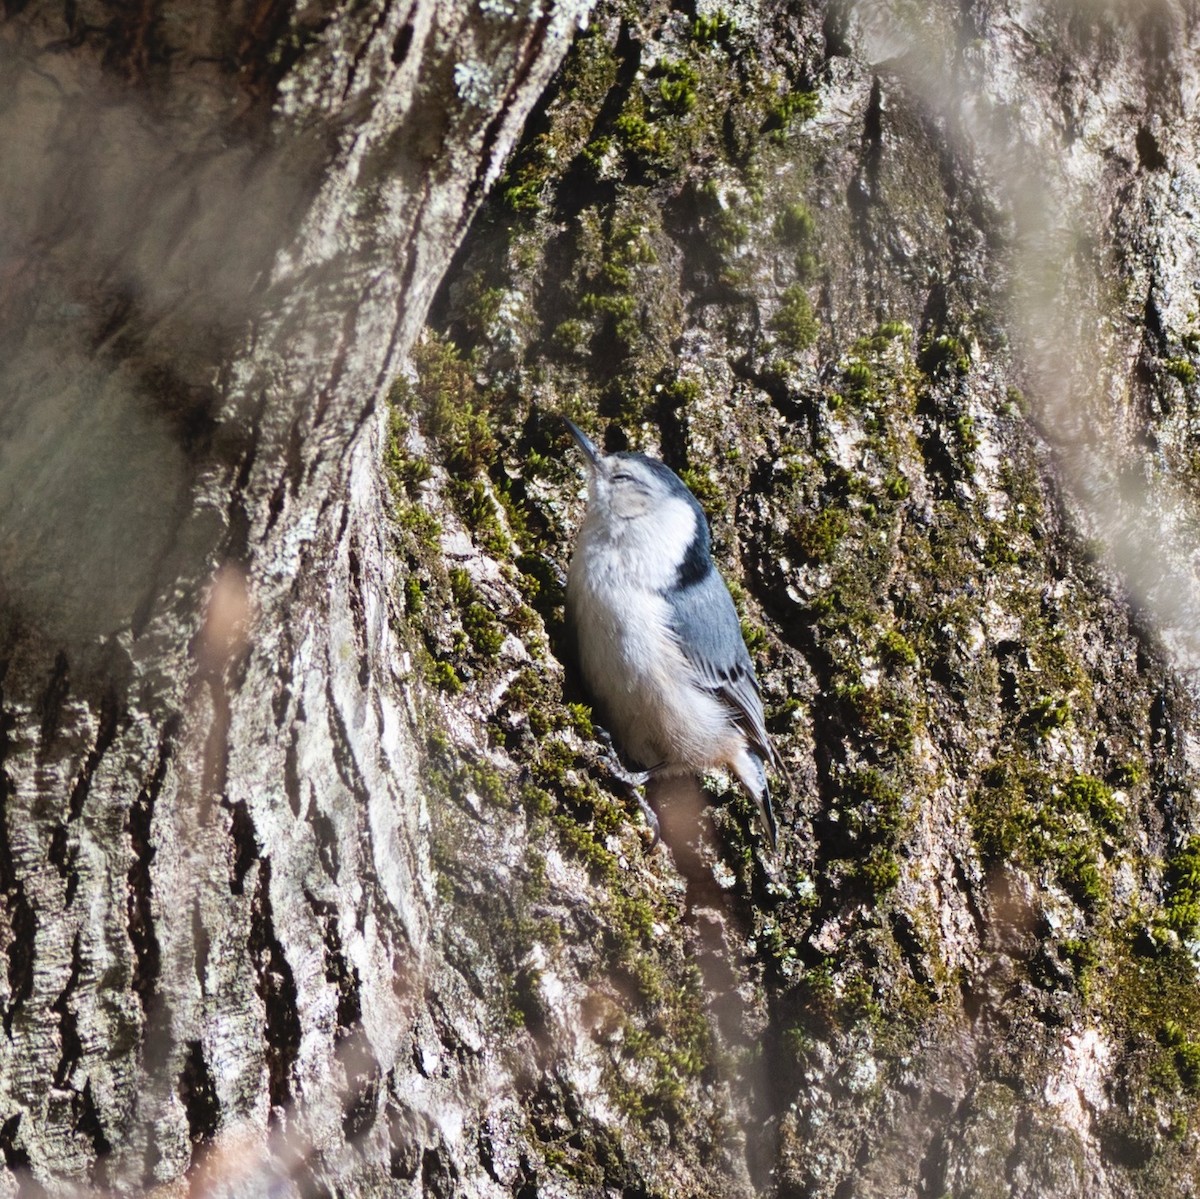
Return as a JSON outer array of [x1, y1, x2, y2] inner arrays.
[[0, 1, 591, 1193], [7, 0, 1200, 1196]]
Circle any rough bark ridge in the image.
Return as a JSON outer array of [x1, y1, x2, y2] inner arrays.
[[0, 0, 591, 1193]]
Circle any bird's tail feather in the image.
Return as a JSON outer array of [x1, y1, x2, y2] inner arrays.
[[732, 747, 778, 850]]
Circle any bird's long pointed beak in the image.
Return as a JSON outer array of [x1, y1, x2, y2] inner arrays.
[[562, 416, 602, 468]]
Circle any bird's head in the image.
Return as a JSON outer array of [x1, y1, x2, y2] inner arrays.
[[562, 417, 710, 572]]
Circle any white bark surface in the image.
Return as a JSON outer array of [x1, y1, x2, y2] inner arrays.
[[0, 2, 592, 1192]]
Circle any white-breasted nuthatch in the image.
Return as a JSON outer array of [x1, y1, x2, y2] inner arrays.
[[563, 417, 784, 848]]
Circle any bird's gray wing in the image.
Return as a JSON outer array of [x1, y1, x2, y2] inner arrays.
[[666, 568, 784, 773]]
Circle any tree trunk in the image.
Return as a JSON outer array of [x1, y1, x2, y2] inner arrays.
[[6, 0, 1200, 1196], [0, 1, 591, 1193]]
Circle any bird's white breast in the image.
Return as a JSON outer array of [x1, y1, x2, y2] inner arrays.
[[567, 504, 740, 771]]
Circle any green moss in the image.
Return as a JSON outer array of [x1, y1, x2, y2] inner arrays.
[[770, 285, 818, 349], [554, 815, 619, 881], [579, 135, 613, 172], [411, 341, 483, 454], [843, 359, 873, 393], [763, 90, 819, 142], [515, 552, 565, 620], [677, 466, 724, 518], [429, 659, 463, 695], [392, 501, 441, 546], [690, 9, 735, 44], [1160, 837, 1200, 938], [449, 568, 472, 606], [535, 736, 577, 783], [711, 209, 751, 257], [463, 603, 504, 660], [661, 377, 701, 408], [970, 759, 1047, 862], [879, 628, 918, 668], [857, 848, 900, 893], [1061, 774, 1123, 835], [425, 727, 452, 762], [841, 767, 904, 840], [777, 200, 815, 245], [739, 619, 768, 656], [520, 783, 554, 819], [842, 683, 915, 758], [498, 172, 543, 212], [781, 1025, 812, 1066], [835, 768, 907, 902], [969, 756, 1123, 915], [1005, 385, 1030, 415], [1028, 694, 1071, 735], [1107, 933, 1200, 1111], [612, 893, 656, 943], [1060, 937, 1097, 997], [496, 667, 556, 739], [1176, 1042, 1200, 1092], [398, 335, 503, 488], [610, 968, 711, 1122], [476, 763, 510, 808], [981, 525, 1020, 569], [383, 407, 440, 554], [403, 575, 423, 616], [1166, 357, 1196, 385], [920, 332, 971, 377], [776, 201, 818, 278], [384, 411, 433, 496], [445, 569, 507, 661], [955, 413, 980, 453], [579, 287, 640, 351], [838, 975, 884, 1028], [656, 59, 699, 115], [1060, 844, 1105, 909], [1114, 759, 1145, 787], [614, 106, 670, 164], [689, 179, 754, 261], [551, 318, 589, 355], [449, 478, 511, 555], [997, 459, 1044, 531], [565, 703, 594, 738]]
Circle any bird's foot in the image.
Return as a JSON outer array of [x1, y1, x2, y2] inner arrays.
[[591, 727, 661, 846], [606, 763, 658, 847], [608, 761, 650, 789], [634, 790, 661, 848]]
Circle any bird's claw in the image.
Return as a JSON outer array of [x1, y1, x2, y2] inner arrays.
[[635, 791, 661, 848], [592, 725, 660, 846]]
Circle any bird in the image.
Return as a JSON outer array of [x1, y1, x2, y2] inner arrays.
[[562, 416, 785, 848]]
